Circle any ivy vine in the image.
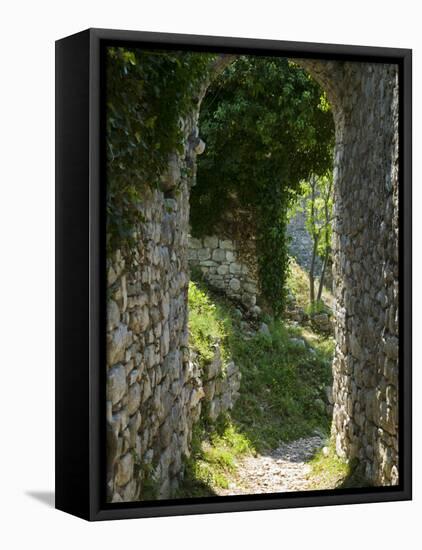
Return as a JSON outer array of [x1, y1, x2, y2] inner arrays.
[[191, 56, 335, 317], [106, 46, 214, 255]]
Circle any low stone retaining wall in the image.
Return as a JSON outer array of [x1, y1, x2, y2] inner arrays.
[[199, 346, 241, 421], [189, 235, 260, 316], [107, 223, 240, 502]]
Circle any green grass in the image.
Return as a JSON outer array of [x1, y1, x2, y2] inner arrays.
[[307, 439, 371, 490], [177, 280, 335, 496], [286, 257, 311, 310], [230, 320, 334, 452], [188, 280, 233, 365], [174, 416, 253, 498], [307, 440, 350, 489]]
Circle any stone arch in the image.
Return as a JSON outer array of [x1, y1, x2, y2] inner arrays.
[[106, 55, 399, 502], [194, 57, 399, 485], [297, 59, 399, 485]]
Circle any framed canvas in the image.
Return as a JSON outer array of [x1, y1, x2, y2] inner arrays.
[[55, 28, 412, 521]]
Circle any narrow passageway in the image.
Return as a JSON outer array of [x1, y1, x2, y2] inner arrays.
[[215, 436, 324, 495], [105, 48, 400, 502]]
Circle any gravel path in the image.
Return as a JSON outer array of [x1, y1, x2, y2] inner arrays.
[[215, 435, 324, 496]]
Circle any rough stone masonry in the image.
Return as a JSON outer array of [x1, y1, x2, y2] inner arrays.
[[106, 101, 241, 503], [188, 234, 261, 317], [106, 58, 399, 501], [299, 59, 399, 485]]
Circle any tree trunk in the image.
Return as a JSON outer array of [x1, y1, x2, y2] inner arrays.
[[317, 250, 329, 302], [317, 176, 333, 303], [309, 236, 318, 305], [309, 176, 317, 306]]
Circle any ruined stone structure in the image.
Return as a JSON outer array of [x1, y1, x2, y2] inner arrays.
[[106, 58, 399, 501], [302, 60, 399, 485], [106, 101, 241, 502], [188, 235, 261, 316]]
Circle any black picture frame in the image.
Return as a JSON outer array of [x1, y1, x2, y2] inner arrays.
[[55, 28, 412, 521]]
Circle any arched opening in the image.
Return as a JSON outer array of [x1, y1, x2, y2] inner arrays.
[[185, 56, 338, 495], [185, 56, 399, 493], [105, 47, 399, 503]]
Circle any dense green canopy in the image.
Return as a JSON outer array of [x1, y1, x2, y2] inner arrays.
[[191, 56, 335, 315]]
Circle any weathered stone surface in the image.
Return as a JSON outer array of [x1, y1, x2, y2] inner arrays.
[[160, 154, 181, 191], [107, 59, 399, 502], [204, 235, 218, 248], [188, 235, 260, 315], [107, 365, 127, 405], [229, 262, 242, 275], [108, 324, 132, 365], [127, 383, 142, 415], [220, 239, 234, 250], [212, 248, 226, 262], [115, 453, 133, 487], [107, 300, 120, 331], [198, 248, 211, 261], [303, 59, 400, 487], [229, 278, 241, 292]]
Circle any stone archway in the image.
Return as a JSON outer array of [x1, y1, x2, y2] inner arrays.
[[297, 59, 399, 485], [191, 56, 399, 485], [106, 56, 399, 503]]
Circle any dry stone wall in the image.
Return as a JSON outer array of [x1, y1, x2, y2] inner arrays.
[[106, 181, 195, 502], [106, 91, 241, 502], [106, 188, 241, 502], [188, 235, 261, 317], [106, 57, 400, 500], [299, 59, 399, 485]]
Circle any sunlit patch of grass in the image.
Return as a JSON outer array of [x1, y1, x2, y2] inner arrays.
[[180, 278, 336, 497], [306, 440, 350, 489], [174, 416, 253, 498], [188, 280, 232, 363], [306, 438, 372, 490], [286, 257, 310, 310], [230, 319, 334, 452]]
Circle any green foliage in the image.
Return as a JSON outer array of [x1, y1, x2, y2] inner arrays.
[[106, 47, 214, 254], [177, 282, 336, 496], [230, 320, 334, 451], [307, 439, 350, 490], [305, 299, 330, 316], [291, 172, 334, 260], [307, 438, 371, 490], [285, 256, 311, 309], [188, 280, 232, 365], [191, 56, 335, 315], [175, 416, 253, 498], [289, 172, 334, 304]]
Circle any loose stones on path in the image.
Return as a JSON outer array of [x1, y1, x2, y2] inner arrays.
[[215, 436, 324, 496]]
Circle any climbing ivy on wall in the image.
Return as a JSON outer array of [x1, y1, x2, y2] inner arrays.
[[191, 56, 335, 316], [106, 46, 214, 254]]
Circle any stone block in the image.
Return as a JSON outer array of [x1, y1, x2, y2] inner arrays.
[[212, 248, 226, 262], [229, 262, 242, 274], [107, 364, 127, 405], [127, 382, 142, 415], [115, 453, 133, 487], [220, 239, 235, 250], [204, 235, 219, 248], [198, 248, 211, 261], [229, 278, 241, 292], [108, 324, 132, 366]]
